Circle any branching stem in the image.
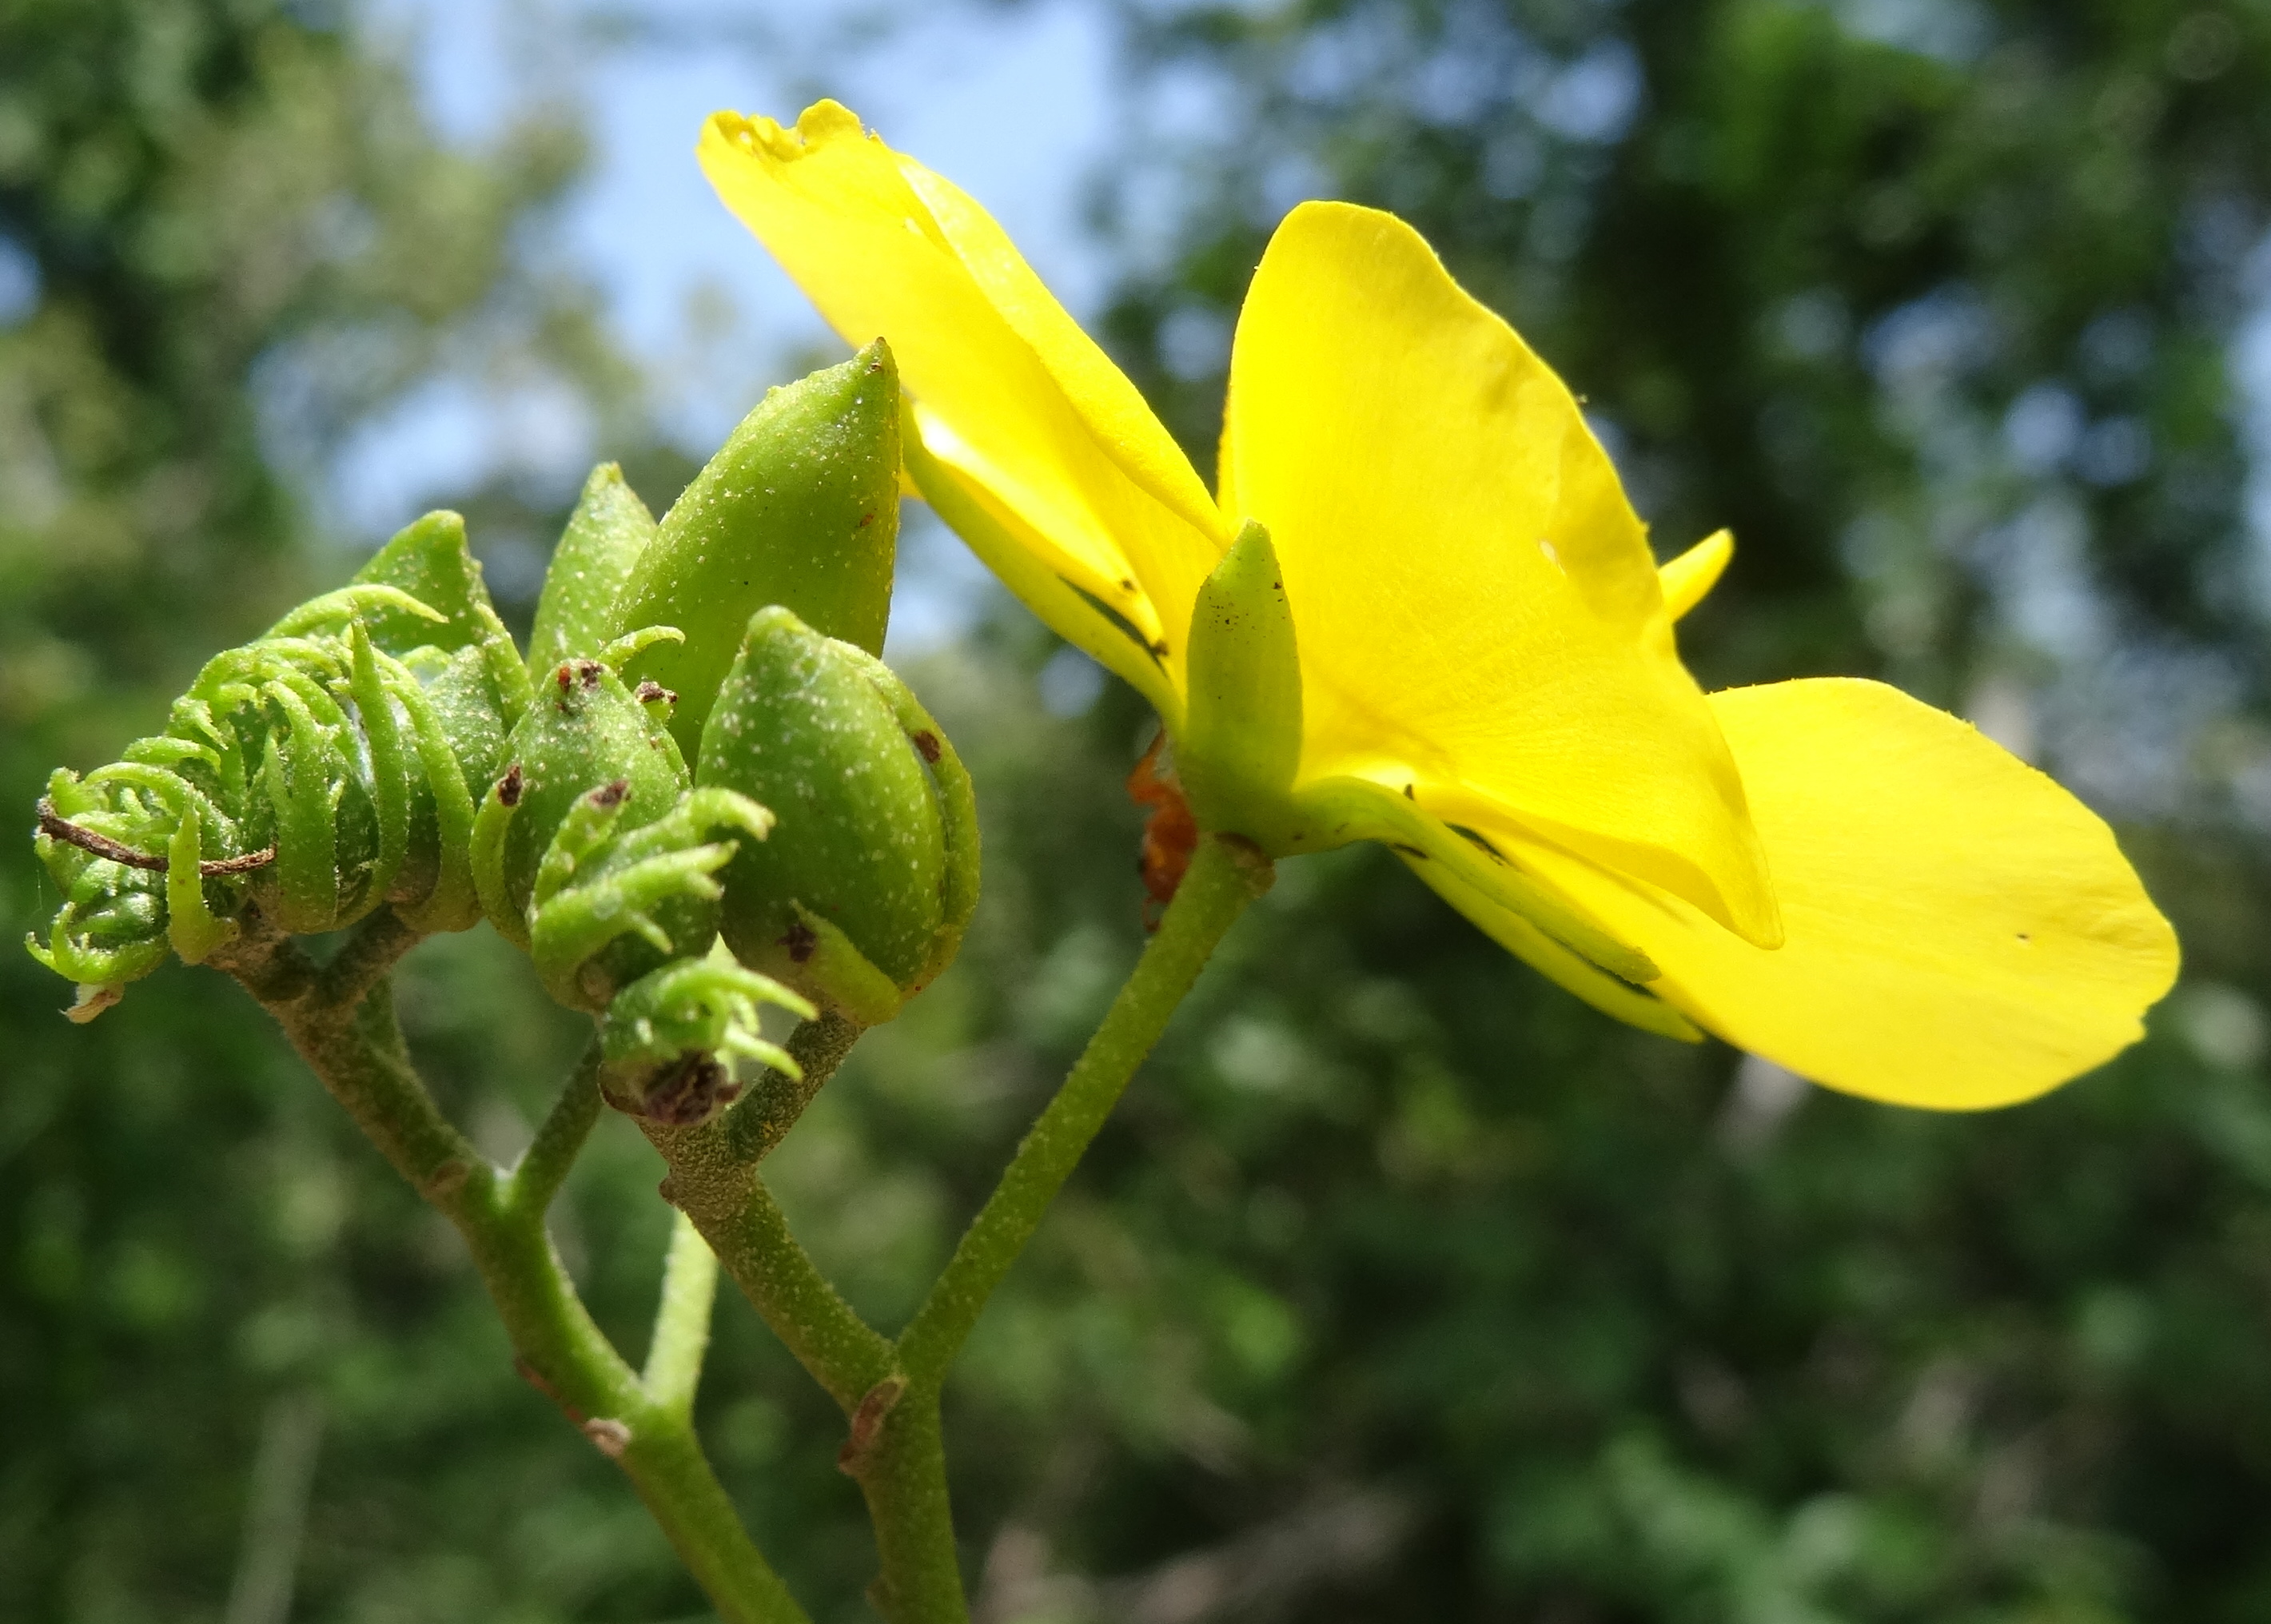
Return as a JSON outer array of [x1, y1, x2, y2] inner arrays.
[[216, 909, 806, 1624]]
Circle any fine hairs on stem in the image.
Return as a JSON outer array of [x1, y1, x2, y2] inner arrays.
[[201, 835, 1267, 1623]]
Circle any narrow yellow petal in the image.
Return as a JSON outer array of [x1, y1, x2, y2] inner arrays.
[[1222, 201, 1780, 946], [1659, 529, 1733, 622], [1502, 679, 2179, 1109], [699, 105, 1225, 679]]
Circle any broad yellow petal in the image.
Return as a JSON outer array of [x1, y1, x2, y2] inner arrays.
[[1221, 201, 1779, 945], [1659, 529, 1732, 622], [1502, 679, 2179, 1109], [700, 104, 1226, 683]]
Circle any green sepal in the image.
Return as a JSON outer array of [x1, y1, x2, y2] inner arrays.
[[528, 783, 775, 1012], [695, 606, 954, 1019], [595, 952, 815, 1126], [529, 462, 658, 675], [260, 683, 346, 933], [384, 657, 483, 933], [164, 805, 238, 965], [348, 622, 412, 909], [1180, 520, 1307, 851], [780, 902, 903, 1027], [831, 643, 981, 993], [614, 340, 902, 754], [470, 657, 689, 954], [266, 583, 447, 641], [600, 624, 684, 673], [28, 770, 171, 988]]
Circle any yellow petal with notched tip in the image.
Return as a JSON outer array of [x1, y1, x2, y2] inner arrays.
[[1500, 678, 2178, 1109], [1221, 201, 1780, 945], [699, 104, 1226, 687]]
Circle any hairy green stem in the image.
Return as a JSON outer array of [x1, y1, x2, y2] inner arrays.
[[217, 911, 806, 1624], [504, 1041, 604, 1220], [730, 1009, 863, 1163], [856, 834, 1273, 1624], [899, 834, 1272, 1383], [644, 1211, 720, 1419], [644, 1013, 893, 1408]]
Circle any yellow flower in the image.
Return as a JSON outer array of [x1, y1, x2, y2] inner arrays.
[[699, 100, 2177, 1110]]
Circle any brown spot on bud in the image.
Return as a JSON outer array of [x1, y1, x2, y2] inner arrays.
[[497, 763, 524, 807], [577, 659, 605, 689], [588, 778, 631, 810], [634, 679, 675, 706], [856, 510, 875, 528], [555, 663, 576, 695], [782, 917, 818, 964], [911, 729, 942, 764]]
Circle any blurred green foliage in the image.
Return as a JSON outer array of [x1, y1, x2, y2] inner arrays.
[[8, 2, 2271, 1622]]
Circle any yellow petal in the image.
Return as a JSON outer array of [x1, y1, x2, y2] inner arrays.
[[1502, 679, 2179, 1109], [1659, 529, 1732, 622], [1400, 849, 1703, 1042], [1221, 201, 1780, 946], [699, 104, 1225, 683], [903, 418, 1182, 722]]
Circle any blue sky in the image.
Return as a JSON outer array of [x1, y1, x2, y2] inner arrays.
[[344, 0, 1125, 649]]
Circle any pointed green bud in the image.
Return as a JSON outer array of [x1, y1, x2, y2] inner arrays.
[[695, 607, 975, 1022], [529, 463, 659, 675], [612, 341, 901, 754], [350, 510, 534, 726], [1180, 520, 1307, 850]]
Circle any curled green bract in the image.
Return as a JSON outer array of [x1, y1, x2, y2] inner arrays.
[[29, 514, 522, 992], [596, 952, 815, 1124]]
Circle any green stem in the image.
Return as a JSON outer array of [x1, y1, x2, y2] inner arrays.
[[734, 1175, 897, 1409], [898, 834, 1271, 1383], [729, 1009, 863, 1163], [643, 1211, 720, 1419], [504, 1040, 604, 1220], [643, 1013, 894, 1410], [217, 920, 807, 1624], [851, 834, 1272, 1624]]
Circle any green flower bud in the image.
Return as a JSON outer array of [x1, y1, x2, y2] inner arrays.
[[695, 606, 978, 1024], [470, 656, 775, 1012], [472, 659, 686, 940], [528, 463, 658, 676], [612, 341, 900, 755]]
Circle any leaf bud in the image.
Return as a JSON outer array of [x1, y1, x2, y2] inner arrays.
[[695, 607, 977, 1024]]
